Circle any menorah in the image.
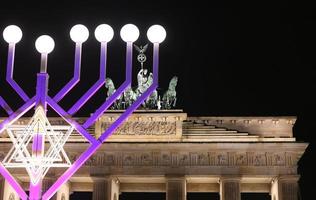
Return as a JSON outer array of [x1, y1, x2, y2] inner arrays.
[[0, 23, 166, 200]]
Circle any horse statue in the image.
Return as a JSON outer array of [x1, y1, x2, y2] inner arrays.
[[145, 89, 158, 109], [105, 78, 122, 109], [162, 76, 178, 109], [123, 86, 137, 108]]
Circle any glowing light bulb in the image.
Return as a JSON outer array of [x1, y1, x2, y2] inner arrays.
[[94, 24, 114, 42], [35, 35, 55, 54], [3, 25, 23, 44], [147, 25, 166, 44], [120, 24, 139, 42], [70, 24, 89, 43]]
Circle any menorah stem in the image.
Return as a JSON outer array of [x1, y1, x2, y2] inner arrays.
[[53, 43, 82, 102], [6, 43, 30, 102], [29, 181, 42, 200], [67, 42, 108, 115], [28, 73, 49, 200], [35, 73, 49, 110], [82, 42, 133, 128]]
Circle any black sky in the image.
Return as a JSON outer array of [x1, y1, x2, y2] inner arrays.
[[0, 1, 315, 199]]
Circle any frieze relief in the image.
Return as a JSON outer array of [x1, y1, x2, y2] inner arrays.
[[69, 151, 300, 167], [101, 121, 177, 135], [0, 150, 301, 168]]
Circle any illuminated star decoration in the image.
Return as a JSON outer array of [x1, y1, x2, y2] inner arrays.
[[2, 106, 74, 184]]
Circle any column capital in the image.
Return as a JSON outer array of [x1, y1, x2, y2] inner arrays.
[[165, 174, 186, 181], [219, 176, 241, 183], [271, 175, 299, 200], [92, 176, 120, 200], [277, 175, 300, 182], [91, 176, 107, 182], [271, 175, 300, 185], [91, 175, 119, 183], [43, 176, 56, 181]]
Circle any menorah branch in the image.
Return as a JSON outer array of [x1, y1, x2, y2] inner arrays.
[[0, 163, 28, 200], [42, 144, 100, 199], [0, 96, 13, 115], [0, 97, 36, 134], [99, 43, 159, 142], [53, 43, 82, 102], [6, 43, 30, 102], [83, 42, 133, 128], [67, 42, 108, 115], [47, 97, 97, 144]]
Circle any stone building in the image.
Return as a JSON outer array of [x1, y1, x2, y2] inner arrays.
[[0, 110, 308, 200]]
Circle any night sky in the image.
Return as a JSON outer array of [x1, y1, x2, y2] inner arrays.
[[0, 1, 315, 199]]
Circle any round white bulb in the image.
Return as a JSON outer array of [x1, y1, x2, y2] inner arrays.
[[94, 24, 114, 42], [147, 25, 166, 43], [120, 24, 139, 42], [70, 24, 89, 43], [35, 35, 55, 54], [3, 25, 23, 44]]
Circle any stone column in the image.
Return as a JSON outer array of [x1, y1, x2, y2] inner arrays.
[[42, 177, 57, 200], [56, 181, 71, 200], [166, 176, 186, 200], [271, 175, 299, 200], [92, 176, 120, 200], [219, 177, 241, 200], [1, 180, 19, 200], [0, 178, 4, 200]]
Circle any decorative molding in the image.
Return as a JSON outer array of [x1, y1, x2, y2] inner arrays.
[[70, 151, 301, 168], [187, 117, 296, 137]]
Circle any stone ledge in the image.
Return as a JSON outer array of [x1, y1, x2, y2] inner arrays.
[[187, 116, 296, 137]]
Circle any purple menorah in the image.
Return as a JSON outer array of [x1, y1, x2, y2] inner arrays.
[[0, 23, 166, 200]]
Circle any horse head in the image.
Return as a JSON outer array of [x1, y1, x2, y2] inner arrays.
[[169, 76, 178, 91], [105, 78, 114, 89]]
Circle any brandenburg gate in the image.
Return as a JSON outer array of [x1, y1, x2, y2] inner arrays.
[[0, 23, 307, 200], [0, 111, 307, 200]]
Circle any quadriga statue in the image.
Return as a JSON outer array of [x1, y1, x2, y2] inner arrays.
[[105, 75, 178, 110]]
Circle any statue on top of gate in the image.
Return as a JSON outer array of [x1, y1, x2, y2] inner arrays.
[[105, 44, 178, 110]]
